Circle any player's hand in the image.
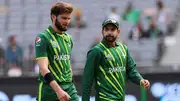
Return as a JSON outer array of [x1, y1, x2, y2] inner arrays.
[[140, 79, 150, 89], [56, 89, 71, 101]]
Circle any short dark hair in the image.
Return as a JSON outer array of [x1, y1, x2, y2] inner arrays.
[[50, 2, 73, 16]]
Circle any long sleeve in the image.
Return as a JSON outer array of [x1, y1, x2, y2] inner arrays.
[[126, 48, 143, 85], [82, 48, 100, 101]]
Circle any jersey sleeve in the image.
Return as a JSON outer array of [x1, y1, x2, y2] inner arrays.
[[35, 34, 48, 59], [82, 47, 101, 101], [126, 47, 143, 85]]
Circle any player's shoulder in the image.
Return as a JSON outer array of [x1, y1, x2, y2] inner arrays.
[[36, 30, 49, 39], [35, 31, 49, 44], [117, 41, 128, 50], [64, 32, 72, 39], [88, 43, 102, 54], [63, 32, 71, 36]]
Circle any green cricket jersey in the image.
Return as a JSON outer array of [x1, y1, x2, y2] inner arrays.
[[82, 40, 143, 101], [35, 26, 73, 83]]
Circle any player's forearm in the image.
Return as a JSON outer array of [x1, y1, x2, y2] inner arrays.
[[37, 58, 50, 76], [127, 50, 143, 85], [82, 75, 92, 101], [50, 80, 63, 93], [128, 68, 143, 85], [37, 58, 63, 92], [82, 60, 95, 101], [82, 69, 93, 101]]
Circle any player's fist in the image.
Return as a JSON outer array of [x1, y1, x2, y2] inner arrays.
[[56, 89, 71, 101], [140, 79, 150, 89]]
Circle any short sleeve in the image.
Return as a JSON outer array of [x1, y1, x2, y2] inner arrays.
[[35, 34, 48, 59]]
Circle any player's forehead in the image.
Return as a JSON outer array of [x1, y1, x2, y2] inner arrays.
[[103, 24, 117, 29], [57, 13, 71, 19]]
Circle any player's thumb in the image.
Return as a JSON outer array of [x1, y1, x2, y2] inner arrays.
[[66, 93, 71, 100]]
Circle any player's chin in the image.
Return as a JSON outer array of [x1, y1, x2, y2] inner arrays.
[[106, 38, 116, 42], [62, 27, 68, 31]]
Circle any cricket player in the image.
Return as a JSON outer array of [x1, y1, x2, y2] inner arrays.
[[82, 18, 150, 101], [35, 2, 78, 101]]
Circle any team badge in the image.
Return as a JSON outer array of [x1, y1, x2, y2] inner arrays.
[[35, 37, 41, 44], [35, 37, 41, 46]]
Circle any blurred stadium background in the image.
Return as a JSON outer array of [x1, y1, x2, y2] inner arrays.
[[0, 0, 180, 101]]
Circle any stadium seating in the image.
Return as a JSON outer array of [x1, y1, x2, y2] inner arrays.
[[0, 0, 179, 70]]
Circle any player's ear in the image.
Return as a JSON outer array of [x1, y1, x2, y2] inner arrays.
[[117, 28, 120, 35], [51, 15, 56, 22], [101, 28, 104, 35]]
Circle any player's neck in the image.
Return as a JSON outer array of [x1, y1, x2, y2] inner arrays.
[[51, 25, 63, 34], [108, 42, 116, 47], [104, 40, 116, 47]]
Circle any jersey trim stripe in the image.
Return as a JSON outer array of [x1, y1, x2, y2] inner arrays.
[[119, 43, 126, 56], [36, 57, 47, 60], [38, 82, 43, 101], [62, 37, 70, 67], [99, 95, 115, 101], [58, 37, 68, 66], [46, 29, 61, 52], [99, 66, 123, 97], [49, 64, 62, 81], [97, 81, 101, 86], [99, 92, 106, 97], [116, 48, 126, 65], [115, 49, 125, 85]]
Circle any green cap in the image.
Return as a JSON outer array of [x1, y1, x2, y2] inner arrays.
[[102, 18, 119, 28]]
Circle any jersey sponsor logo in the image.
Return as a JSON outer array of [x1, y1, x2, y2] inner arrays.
[[109, 66, 125, 73], [51, 41, 58, 48], [35, 37, 41, 46], [54, 54, 70, 61]]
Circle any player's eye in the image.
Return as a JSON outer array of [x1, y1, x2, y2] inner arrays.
[[62, 17, 71, 20], [111, 28, 116, 31]]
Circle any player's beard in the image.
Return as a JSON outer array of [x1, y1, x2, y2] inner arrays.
[[55, 19, 67, 31], [104, 34, 117, 42]]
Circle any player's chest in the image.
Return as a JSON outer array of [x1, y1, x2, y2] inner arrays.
[[48, 36, 72, 54], [101, 47, 126, 65], [99, 47, 127, 73]]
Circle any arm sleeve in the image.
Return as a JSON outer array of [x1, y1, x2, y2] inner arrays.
[[82, 48, 100, 101], [126, 47, 143, 85], [35, 34, 48, 59]]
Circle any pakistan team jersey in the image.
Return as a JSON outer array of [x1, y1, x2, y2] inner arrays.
[[35, 26, 73, 83], [82, 40, 143, 101]]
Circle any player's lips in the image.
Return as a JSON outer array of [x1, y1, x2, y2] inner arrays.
[[62, 25, 68, 28], [106, 36, 114, 38]]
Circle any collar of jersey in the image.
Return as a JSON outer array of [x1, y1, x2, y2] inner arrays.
[[48, 25, 66, 37], [101, 39, 120, 48]]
